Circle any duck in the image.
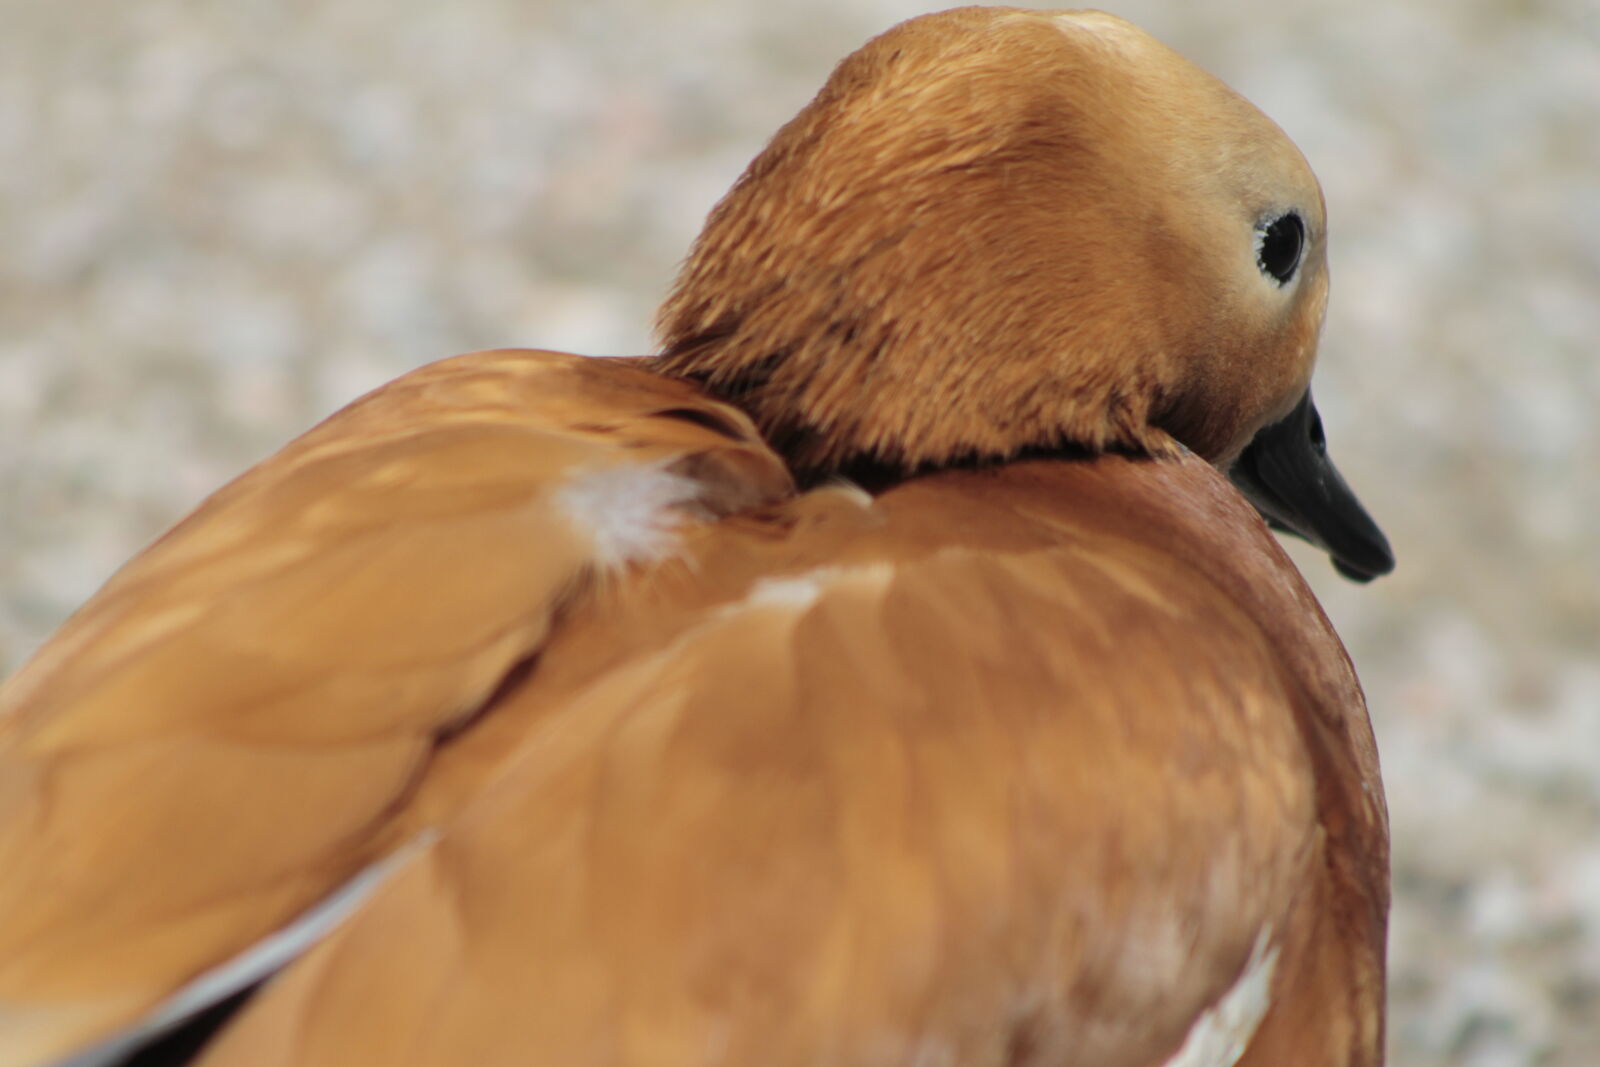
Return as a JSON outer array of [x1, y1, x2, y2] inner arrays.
[[0, 7, 1395, 1067]]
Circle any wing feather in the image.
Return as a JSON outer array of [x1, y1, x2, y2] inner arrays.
[[0, 350, 790, 1065]]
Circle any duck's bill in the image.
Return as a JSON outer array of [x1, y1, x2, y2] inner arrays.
[[1228, 390, 1395, 583]]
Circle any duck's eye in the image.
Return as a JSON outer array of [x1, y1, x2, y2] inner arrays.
[[1255, 211, 1305, 286]]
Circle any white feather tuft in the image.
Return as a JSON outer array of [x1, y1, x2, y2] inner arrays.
[[555, 464, 705, 568], [1161, 929, 1279, 1067]]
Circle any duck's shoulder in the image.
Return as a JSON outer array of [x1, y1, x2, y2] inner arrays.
[[2, 349, 791, 723]]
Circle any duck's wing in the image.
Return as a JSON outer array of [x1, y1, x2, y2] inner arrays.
[[186, 456, 1386, 1067], [0, 350, 792, 1067]]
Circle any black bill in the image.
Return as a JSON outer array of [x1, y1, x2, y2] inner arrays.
[[1228, 390, 1395, 583]]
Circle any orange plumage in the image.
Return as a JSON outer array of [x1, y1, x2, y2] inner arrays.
[[0, 8, 1393, 1067]]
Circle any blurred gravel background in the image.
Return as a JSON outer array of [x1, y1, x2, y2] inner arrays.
[[2, 1, 1596, 1063]]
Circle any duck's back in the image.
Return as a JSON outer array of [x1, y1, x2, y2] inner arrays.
[[189, 452, 1387, 1067]]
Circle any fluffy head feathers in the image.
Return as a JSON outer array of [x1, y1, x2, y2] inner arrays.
[[655, 7, 1329, 474]]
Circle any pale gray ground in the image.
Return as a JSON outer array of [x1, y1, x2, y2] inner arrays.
[[1, 1, 1596, 1064]]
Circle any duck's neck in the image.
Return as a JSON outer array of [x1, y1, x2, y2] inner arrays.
[[646, 308, 1177, 485]]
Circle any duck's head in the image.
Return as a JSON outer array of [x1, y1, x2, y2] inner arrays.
[[654, 6, 1393, 581]]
